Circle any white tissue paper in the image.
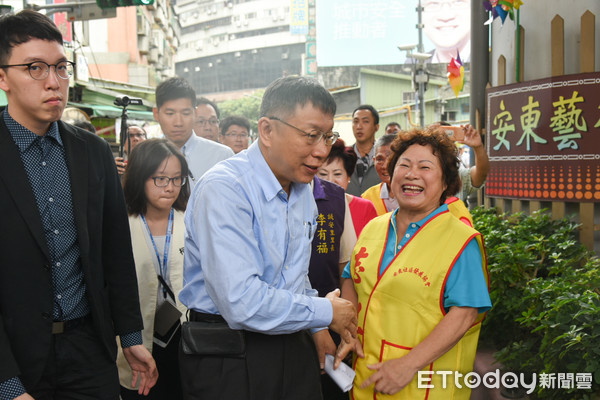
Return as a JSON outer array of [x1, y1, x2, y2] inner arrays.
[[324, 354, 356, 392]]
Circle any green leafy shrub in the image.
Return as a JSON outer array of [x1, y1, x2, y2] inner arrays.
[[472, 207, 600, 399]]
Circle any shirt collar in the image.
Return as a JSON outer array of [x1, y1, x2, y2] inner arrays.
[[353, 143, 375, 161], [390, 203, 449, 234], [3, 108, 62, 152], [180, 132, 198, 153], [380, 183, 392, 199], [246, 141, 299, 202]]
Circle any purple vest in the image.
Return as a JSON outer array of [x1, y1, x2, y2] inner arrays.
[[308, 177, 346, 297]]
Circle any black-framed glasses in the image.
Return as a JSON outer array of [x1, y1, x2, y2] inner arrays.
[[268, 116, 339, 146], [150, 176, 187, 187], [222, 132, 249, 139], [128, 133, 147, 139], [196, 118, 220, 127], [0, 61, 75, 80]]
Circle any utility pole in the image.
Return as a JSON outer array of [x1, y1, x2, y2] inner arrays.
[[398, 1, 430, 128], [416, 0, 427, 128]]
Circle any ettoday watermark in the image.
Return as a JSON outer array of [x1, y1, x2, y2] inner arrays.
[[417, 370, 594, 394]]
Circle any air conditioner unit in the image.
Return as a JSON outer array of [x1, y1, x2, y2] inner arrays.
[[148, 48, 159, 63], [138, 36, 150, 54]]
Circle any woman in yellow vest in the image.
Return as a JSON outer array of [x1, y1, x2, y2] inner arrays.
[[335, 128, 491, 399]]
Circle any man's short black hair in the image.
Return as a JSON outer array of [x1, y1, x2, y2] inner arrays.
[[220, 115, 250, 135], [260, 76, 336, 119], [73, 120, 96, 134], [375, 132, 397, 151], [385, 122, 401, 130], [0, 10, 63, 65], [155, 77, 197, 110], [196, 97, 220, 119], [353, 104, 380, 125]]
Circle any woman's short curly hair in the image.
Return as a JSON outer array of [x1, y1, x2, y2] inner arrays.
[[324, 138, 358, 177], [387, 128, 461, 205]]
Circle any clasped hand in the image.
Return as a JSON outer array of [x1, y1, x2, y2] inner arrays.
[[326, 288, 357, 344]]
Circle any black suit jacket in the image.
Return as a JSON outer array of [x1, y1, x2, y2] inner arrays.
[[0, 118, 144, 389]]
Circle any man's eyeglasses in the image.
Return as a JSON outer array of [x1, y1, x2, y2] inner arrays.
[[222, 132, 249, 139], [0, 61, 75, 80], [128, 133, 146, 139], [268, 116, 339, 146], [150, 176, 187, 187], [196, 118, 219, 127]]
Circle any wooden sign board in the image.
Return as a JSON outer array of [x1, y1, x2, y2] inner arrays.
[[486, 72, 600, 202]]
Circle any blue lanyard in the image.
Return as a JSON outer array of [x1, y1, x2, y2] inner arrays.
[[141, 208, 174, 298]]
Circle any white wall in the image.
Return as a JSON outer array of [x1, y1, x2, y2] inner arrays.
[[490, 0, 600, 85]]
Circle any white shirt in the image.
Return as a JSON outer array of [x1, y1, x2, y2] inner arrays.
[[180, 133, 234, 189], [380, 183, 399, 212]]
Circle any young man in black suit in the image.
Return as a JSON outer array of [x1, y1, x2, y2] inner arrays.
[[0, 10, 157, 400]]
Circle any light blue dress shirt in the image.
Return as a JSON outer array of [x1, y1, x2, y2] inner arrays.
[[179, 141, 333, 334]]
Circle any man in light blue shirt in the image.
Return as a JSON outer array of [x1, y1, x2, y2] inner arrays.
[[179, 76, 357, 400]]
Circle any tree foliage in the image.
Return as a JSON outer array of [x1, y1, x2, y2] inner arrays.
[[217, 91, 263, 138]]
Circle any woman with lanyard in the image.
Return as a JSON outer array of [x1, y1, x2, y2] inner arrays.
[[119, 138, 190, 399]]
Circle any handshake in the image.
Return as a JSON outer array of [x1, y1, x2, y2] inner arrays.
[[326, 288, 358, 344]]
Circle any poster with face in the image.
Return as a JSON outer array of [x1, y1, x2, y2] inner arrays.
[[315, 0, 471, 66]]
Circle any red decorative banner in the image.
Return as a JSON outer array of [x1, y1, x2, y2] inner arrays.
[[485, 72, 600, 202]]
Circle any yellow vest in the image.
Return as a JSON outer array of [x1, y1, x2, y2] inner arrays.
[[350, 211, 488, 400], [361, 183, 388, 216], [445, 196, 474, 227]]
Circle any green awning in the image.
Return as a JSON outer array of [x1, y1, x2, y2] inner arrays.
[[68, 102, 155, 121]]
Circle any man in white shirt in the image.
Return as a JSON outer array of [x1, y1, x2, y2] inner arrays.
[[153, 78, 233, 188]]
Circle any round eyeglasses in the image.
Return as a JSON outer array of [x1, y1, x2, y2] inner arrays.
[[150, 176, 187, 187], [0, 61, 75, 80], [268, 116, 339, 146]]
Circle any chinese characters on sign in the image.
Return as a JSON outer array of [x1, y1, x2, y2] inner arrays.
[[290, 0, 309, 35], [486, 72, 600, 202]]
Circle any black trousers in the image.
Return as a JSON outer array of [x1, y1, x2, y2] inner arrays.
[[29, 317, 120, 400], [120, 327, 183, 400], [179, 328, 323, 400]]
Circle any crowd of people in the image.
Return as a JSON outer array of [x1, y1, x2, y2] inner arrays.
[[0, 9, 492, 400]]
